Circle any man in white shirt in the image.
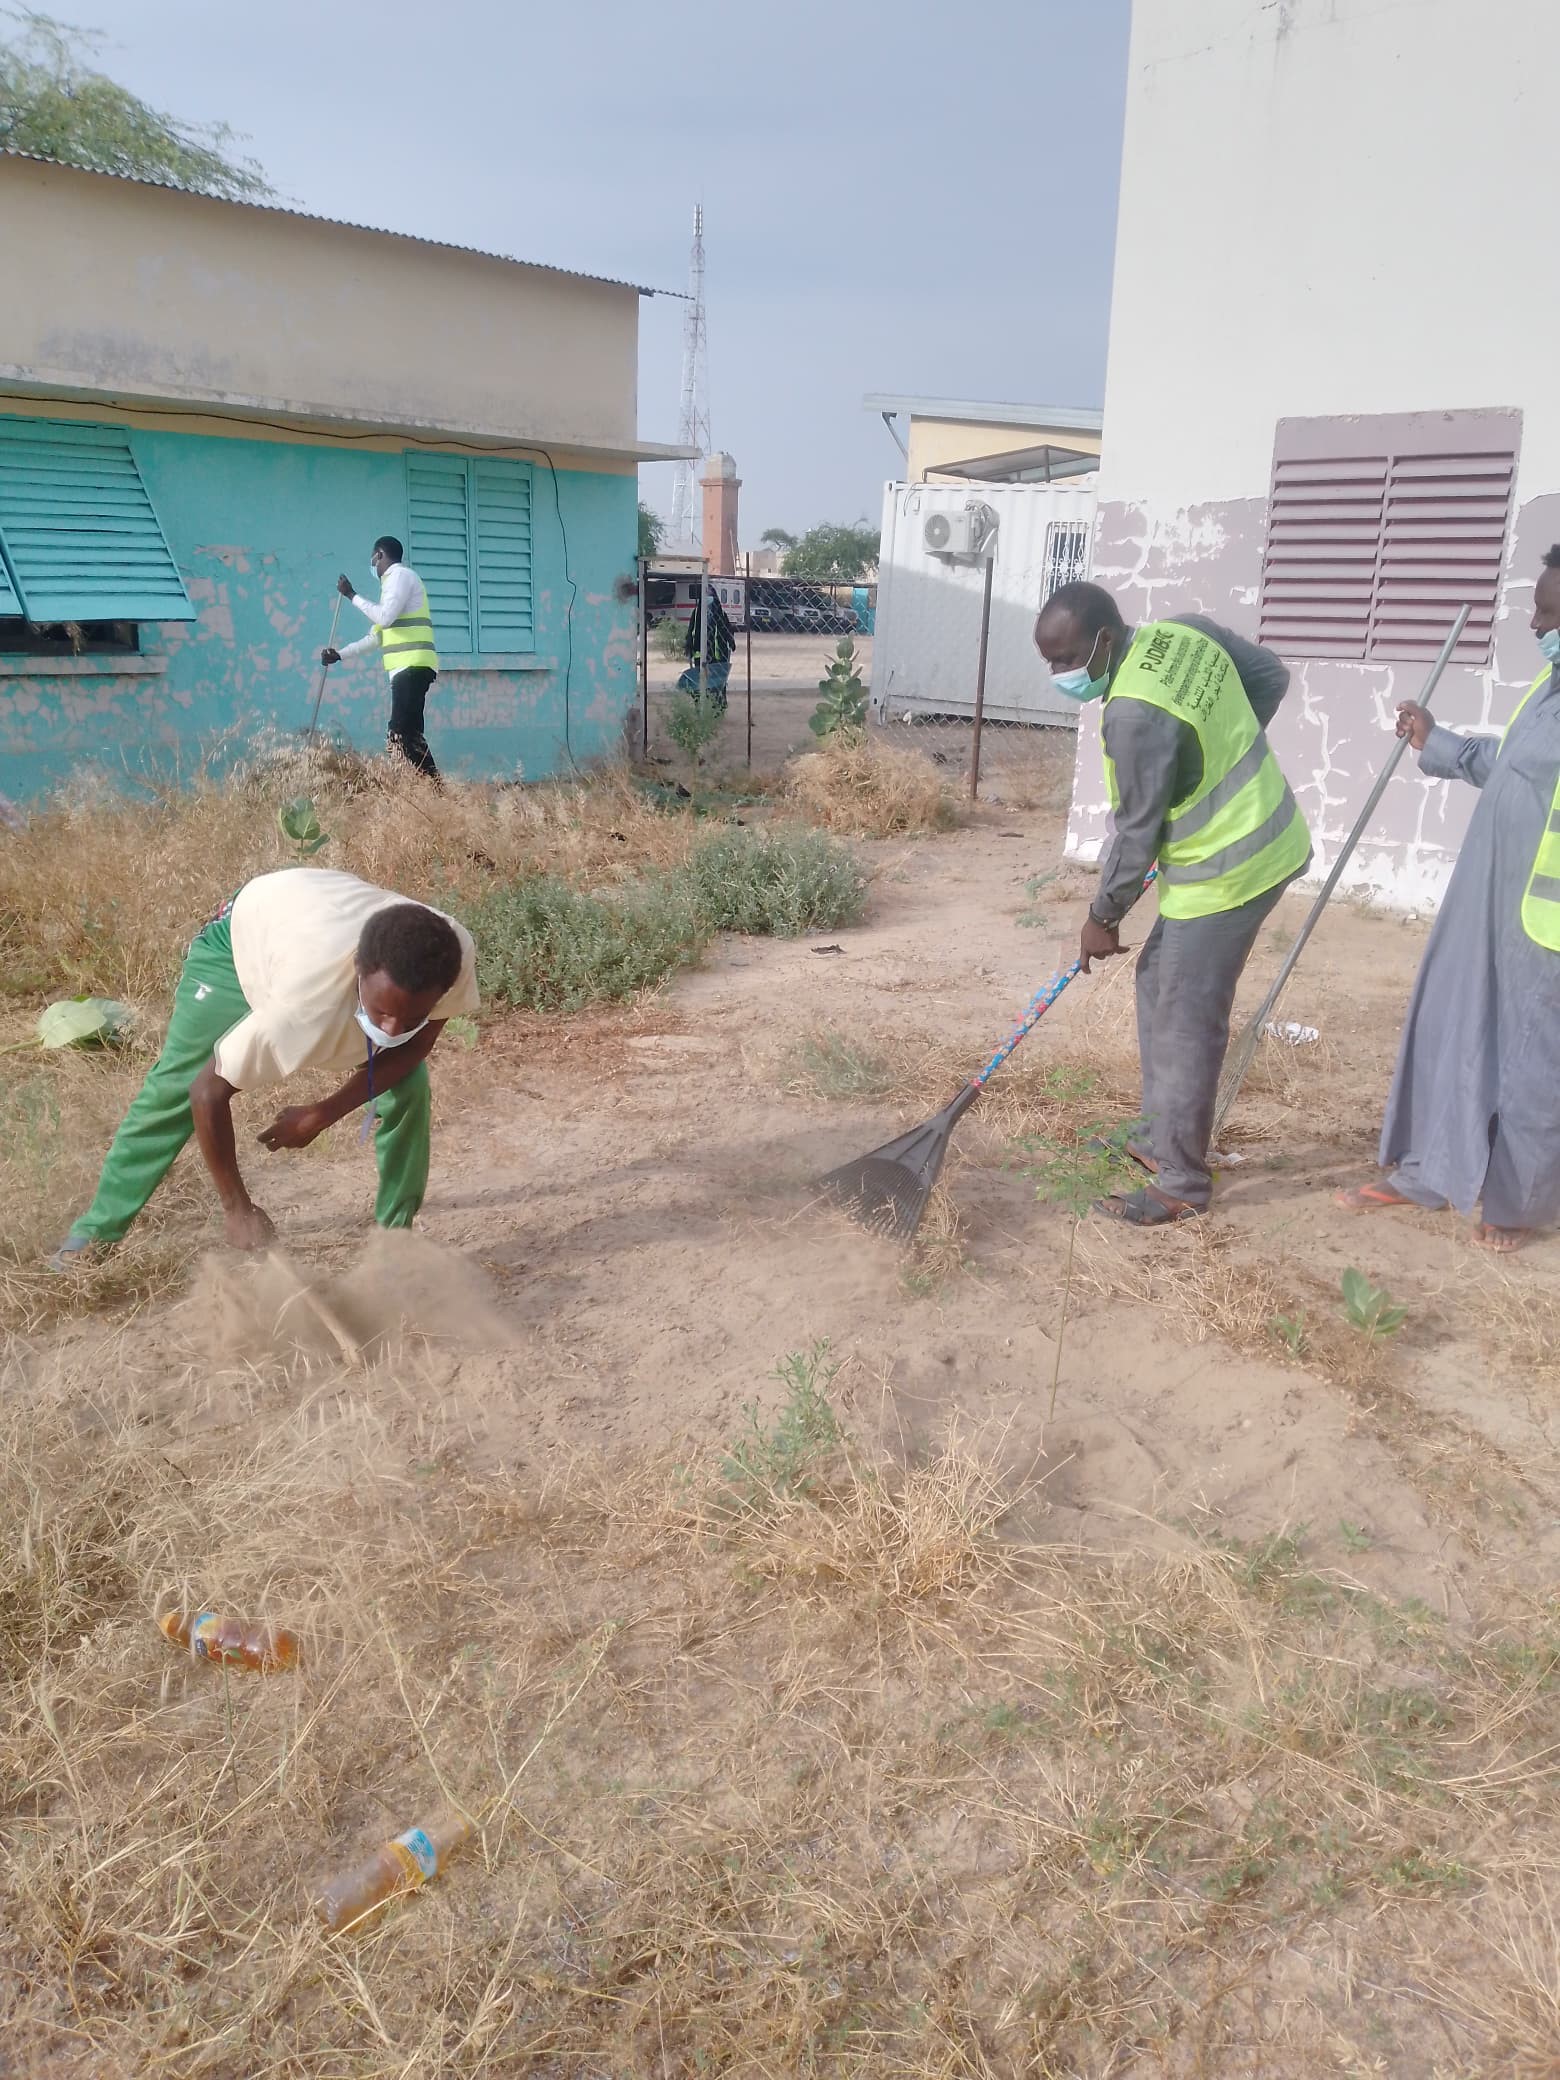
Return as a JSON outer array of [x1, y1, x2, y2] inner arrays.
[[322, 535, 441, 778], [51, 868, 480, 1265]]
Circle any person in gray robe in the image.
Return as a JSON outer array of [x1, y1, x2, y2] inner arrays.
[[1340, 546, 1560, 1250]]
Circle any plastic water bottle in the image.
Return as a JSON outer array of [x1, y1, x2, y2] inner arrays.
[[158, 1608, 299, 1673], [312, 1810, 474, 1933]]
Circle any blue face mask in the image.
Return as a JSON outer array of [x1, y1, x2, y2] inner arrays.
[[1050, 630, 1110, 703], [1539, 627, 1560, 665], [355, 995, 428, 1052]]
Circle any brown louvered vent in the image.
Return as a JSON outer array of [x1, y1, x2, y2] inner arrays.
[[1258, 413, 1519, 664], [1259, 456, 1387, 659]]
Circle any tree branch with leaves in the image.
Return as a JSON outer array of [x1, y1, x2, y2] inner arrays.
[[0, 9, 272, 200]]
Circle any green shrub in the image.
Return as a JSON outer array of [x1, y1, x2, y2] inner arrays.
[[456, 828, 867, 1013], [685, 824, 868, 938], [459, 872, 706, 1012]]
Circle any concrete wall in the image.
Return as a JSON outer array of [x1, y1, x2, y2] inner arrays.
[[908, 418, 1102, 482], [1067, 0, 1556, 911], [0, 405, 638, 798], [0, 157, 640, 452]]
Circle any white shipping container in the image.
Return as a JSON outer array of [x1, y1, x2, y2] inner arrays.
[[870, 478, 1098, 728]]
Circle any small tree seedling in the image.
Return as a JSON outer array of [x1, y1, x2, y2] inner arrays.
[[1340, 1268, 1408, 1339], [808, 637, 867, 740], [1024, 1117, 1146, 1417], [277, 796, 328, 858]]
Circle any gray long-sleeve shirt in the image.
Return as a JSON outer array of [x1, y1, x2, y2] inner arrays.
[[1092, 615, 1291, 925]]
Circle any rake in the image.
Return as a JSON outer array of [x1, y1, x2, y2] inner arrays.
[[304, 593, 345, 741], [819, 872, 1157, 1242], [1211, 603, 1469, 1140]]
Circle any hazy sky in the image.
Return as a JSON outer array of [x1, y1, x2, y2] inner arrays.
[[46, 0, 1130, 538]]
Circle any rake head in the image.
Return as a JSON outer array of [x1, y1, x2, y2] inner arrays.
[[817, 1086, 979, 1243]]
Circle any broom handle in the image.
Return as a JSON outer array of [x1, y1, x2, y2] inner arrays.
[[970, 867, 1159, 1090], [1210, 602, 1469, 1137]]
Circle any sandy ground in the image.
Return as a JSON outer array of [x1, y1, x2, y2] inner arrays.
[[83, 763, 1556, 1628], [8, 746, 1559, 2074]]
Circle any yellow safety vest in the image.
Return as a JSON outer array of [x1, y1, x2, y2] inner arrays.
[[1102, 620, 1311, 920], [1500, 667, 1560, 951], [374, 586, 439, 676]]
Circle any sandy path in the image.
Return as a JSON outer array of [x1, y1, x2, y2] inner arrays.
[[196, 794, 1560, 1633]]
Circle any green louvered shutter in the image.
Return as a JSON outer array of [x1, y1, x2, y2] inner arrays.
[[473, 459, 534, 652], [0, 418, 194, 622], [405, 457, 473, 653]]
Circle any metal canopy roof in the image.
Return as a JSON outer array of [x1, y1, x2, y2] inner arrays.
[[864, 392, 1103, 434], [925, 443, 1100, 485]]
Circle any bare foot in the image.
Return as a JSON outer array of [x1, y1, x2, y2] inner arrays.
[[1473, 1224, 1530, 1253]]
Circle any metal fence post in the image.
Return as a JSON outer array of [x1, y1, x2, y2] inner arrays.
[[697, 556, 709, 702], [968, 546, 996, 803], [637, 554, 649, 759], [744, 550, 753, 769]]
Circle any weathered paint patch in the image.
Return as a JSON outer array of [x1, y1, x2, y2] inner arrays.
[[0, 422, 636, 799], [1067, 493, 1560, 914]]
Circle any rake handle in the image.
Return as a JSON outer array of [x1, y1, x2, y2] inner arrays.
[[968, 868, 1159, 1091], [305, 593, 346, 739], [1210, 603, 1469, 1138]]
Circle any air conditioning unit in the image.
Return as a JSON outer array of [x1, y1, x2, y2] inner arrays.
[[922, 503, 996, 559]]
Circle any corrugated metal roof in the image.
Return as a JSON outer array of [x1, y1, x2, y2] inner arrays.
[[0, 148, 667, 296], [864, 393, 1103, 433]]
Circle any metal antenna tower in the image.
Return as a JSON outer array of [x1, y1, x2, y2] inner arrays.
[[668, 204, 710, 548]]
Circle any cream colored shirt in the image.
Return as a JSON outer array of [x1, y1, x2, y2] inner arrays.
[[212, 868, 479, 1092]]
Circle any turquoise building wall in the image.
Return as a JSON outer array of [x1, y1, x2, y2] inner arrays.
[[0, 420, 639, 800]]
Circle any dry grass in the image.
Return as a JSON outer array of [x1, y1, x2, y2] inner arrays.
[[0, 753, 706, 1011], [1, 1288, 1555, 2078], [785, 731, 957, 838]]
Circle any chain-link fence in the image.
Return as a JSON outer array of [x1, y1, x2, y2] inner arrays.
[[636, 482, 1092, 812], [637, 556, 880, 781]]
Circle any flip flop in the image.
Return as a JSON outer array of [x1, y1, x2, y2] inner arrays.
[[1335, 1182, 1415, 1212], [46, 1233, 108, 1274], [1094, 1186, 1200, 1227]]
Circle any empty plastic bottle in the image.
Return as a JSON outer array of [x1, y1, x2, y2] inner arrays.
[[313, 1810, 474, 1932], [158, 1608, 299, 1673]]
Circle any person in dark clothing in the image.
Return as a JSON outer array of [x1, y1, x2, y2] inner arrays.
[[677, 587, 735, 709]]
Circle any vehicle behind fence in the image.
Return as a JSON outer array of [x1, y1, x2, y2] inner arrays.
[[638, 472, 1095, 800]]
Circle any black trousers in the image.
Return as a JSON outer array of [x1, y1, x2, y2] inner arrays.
[[387, 667, 439, 779]]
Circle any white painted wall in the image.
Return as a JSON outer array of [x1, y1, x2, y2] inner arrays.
[[1069, 0, 1560, 913], [1102, 0, 1558, 514]]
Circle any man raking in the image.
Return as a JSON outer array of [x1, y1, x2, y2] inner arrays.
[[1034, 582, 1311, 1226], [51, 868, 478, 1265]]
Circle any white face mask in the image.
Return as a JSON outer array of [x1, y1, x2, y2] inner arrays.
[[355, 995, 428, 1051], [1539, 627, 1560, 665]]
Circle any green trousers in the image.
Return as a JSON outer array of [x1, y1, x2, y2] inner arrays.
[[69, 916, 431, 1246]]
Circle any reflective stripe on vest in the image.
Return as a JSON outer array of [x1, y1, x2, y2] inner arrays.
[[1502, 668, 1560, 951], [1101, 620, 1311, 920], [374, 599, 439, 676]]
